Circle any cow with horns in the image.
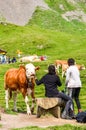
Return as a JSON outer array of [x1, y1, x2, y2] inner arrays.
[[4, 63, 40, 115]]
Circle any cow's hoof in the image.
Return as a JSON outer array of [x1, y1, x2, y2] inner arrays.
[[28, 113, 31, 115], [27, 111, 31, 115]]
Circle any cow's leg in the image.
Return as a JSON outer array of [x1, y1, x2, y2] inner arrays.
[[62, 70, 64, 78], [21, 88, 31, 115], [13, 92, 17, 112], [62, 70, 66, 78], [30, 89, 35, 114], [56, 64, 60, 73], [26, 87, 35, 114], [25, 95, 31, 115], [5, 89, 9, 109]]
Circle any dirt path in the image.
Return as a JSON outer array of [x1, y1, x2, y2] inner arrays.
[[0, 112, 86, 130]]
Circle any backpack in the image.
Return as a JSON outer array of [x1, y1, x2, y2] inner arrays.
[[76, 111, 86, 123]]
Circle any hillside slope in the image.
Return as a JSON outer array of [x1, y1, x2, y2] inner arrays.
[[0, 0, 49, 26], [0, 0, 86, 26]]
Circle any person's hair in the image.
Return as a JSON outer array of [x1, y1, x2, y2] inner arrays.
[[67, 58, 75, 66], [48, 65, 56, 75]]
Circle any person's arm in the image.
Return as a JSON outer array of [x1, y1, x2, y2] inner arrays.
[[65, 68, 70, 86], [35, 76, 44, 85]]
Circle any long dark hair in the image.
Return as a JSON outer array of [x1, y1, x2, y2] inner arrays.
[[48, 65, 56, 75]]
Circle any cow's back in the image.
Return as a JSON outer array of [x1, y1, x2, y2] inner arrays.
[[4, 66, 27, 90]]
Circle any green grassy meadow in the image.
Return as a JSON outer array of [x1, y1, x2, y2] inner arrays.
[[0, 0, 86, 129], [12, 124, 86, 130]]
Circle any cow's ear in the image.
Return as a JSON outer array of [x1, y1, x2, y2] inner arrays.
[[19, 64, 25, 69], [35, 66, 40, 71]]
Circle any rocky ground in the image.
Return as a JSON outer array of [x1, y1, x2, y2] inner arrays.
[[1, 0, 86, 26], [0, 0, 49, 26]]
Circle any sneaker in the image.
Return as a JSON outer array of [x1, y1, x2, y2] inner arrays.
[[71, 114, 76, 119], [62, 114, 72, 120]]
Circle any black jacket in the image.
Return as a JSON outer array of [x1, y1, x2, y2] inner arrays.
[[35, 73, 62, 97]]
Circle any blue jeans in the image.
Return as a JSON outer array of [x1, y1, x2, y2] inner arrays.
[[57, 92, 74, 117]]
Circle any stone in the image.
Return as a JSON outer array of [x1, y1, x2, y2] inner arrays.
[[36, 98, 65, 118]]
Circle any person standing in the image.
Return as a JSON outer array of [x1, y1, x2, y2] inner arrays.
[[65, 58, 82, 113], [35, 64, 74, 119]]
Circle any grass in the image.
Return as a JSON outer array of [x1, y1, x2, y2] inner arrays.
[[0, 23, 86, 114], [0, 0, 86, 129], [12, 124, 86, 130]]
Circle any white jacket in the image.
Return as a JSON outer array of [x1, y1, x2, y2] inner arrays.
[[66, 65, 82, 88]]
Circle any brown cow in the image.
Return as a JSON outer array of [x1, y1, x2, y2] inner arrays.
[[55, 60, 67, 73], [4, 63, 39, 115], [55, 60, 85, 78], [62, 64, 85, 78]]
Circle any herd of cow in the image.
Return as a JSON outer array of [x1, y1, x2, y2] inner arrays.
[[4, 60, 85, 115], [55, 60, 85, 78]]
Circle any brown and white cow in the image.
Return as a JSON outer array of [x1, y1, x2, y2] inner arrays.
[[55, 60, 67, 73], [55, 60, 85, 78], [62, 64, 85, 78], [4, 63, 39, 115]]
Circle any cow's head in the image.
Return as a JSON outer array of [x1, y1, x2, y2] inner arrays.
[[25, 63, 35, 78], [25, 63, 40, 78], [80, 65, 85, 70]]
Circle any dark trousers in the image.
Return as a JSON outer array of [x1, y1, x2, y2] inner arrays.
[[68, 87, 81, 110], [57, 92, 72, 101]]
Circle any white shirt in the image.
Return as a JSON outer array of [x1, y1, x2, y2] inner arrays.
[[66, 65, 82, 88]]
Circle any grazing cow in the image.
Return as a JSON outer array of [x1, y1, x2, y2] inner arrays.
[[61, 63, 68, 78], [4, 63, 39, 115], [55, 60, 85, 78], [19, 55, 39, 62], [76, 64, 85, 70], [62, 64, 85, 78], [55, 60, 67, 73]]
